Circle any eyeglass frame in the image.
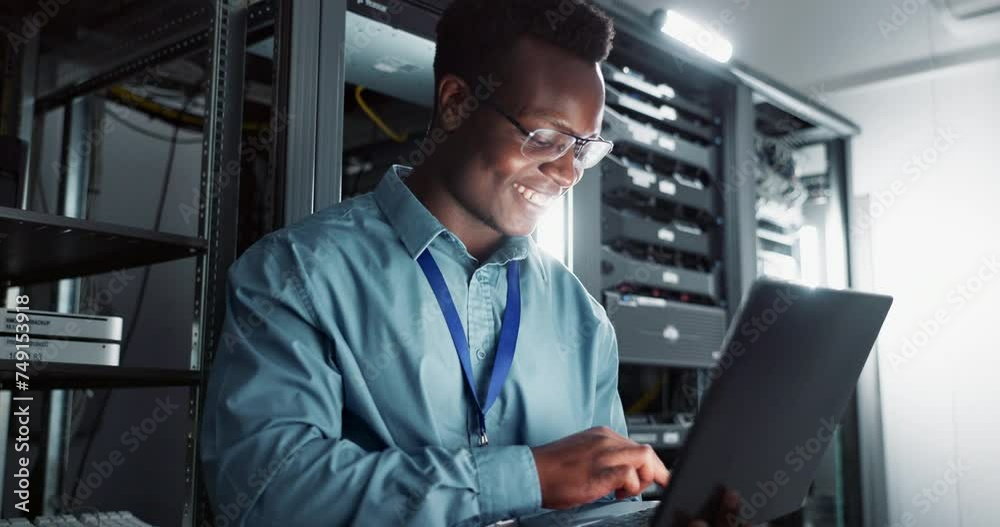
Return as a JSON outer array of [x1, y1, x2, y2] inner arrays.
[[480, 97, 613, 169]]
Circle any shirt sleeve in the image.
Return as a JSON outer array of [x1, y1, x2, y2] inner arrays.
[[590, 315, 643, 503], [199, 237, 542, 527], [591, 317, 630, 437]]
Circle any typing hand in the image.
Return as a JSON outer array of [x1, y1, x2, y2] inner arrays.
[[530, 426, 670, 509], [683, 489, 750, 527]]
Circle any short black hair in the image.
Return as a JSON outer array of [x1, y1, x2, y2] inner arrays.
[[433, 0, 615, 93]]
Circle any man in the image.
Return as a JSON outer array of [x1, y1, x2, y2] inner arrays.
[[202, 1, 739, 525]]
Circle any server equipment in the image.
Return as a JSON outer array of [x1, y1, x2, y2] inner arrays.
[[562, 10, 750, 455], [600, 154, 717, 215], [626, 415, 692, 449], [0, 309, 123, 366], [601, 205, 712, 258], [601, 106, 717, 177], [605, 292, 726, 368]]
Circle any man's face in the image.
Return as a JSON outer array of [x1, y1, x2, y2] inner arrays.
[[439, 36, 606, 237]]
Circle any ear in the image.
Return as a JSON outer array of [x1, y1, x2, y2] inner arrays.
[[435, 73, 472, 132]]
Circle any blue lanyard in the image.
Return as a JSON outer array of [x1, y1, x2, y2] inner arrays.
[[416, 250, 521, 447]]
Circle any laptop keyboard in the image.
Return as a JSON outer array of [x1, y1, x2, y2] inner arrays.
[[592, 506, 657, 526]]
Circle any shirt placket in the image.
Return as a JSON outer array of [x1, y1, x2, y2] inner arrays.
[[466, 265, 498, 443]]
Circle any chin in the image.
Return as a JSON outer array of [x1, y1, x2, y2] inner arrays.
[[494, 216, 540, 238]]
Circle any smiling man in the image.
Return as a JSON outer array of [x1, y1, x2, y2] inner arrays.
[[200, 1, 713, 525]]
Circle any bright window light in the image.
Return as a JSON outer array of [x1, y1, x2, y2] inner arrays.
[[661, 9, 734, 63], [536, 193, 567, 265], [799, 225, 821, 287]]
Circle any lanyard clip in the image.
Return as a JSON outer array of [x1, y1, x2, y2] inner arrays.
[[479, 427, 489, 447]]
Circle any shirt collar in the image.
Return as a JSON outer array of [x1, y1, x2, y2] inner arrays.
[[374, 165, 549, 282]]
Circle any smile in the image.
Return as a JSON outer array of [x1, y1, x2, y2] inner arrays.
[[514, 183, 556, 207]]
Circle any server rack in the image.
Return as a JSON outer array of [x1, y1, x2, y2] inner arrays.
[[0, 0, 266, 524], [728, 64, 865, 526]]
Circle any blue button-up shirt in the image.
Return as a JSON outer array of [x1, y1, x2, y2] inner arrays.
[[201, 165, 629, 526]]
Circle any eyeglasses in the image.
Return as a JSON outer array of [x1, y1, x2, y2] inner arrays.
[[482, 98, 613, 170]]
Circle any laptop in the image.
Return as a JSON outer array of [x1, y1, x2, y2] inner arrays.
[[517, 279, 893, 526]]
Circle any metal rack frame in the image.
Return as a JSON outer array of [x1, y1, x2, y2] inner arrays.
[[2, 1, 256, 523]]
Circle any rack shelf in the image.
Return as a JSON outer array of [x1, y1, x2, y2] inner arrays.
[[0, 206, 207, 286], [0, 361, 200, 390]]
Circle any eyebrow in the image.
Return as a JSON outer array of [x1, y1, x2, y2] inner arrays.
[[520, 108, 601, 139]]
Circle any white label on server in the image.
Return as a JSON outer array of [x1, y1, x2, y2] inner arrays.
[[627, 122, 657, 145], [658, 179, 677, 196], [659, 105, 678, 121], [630, 432, 658, 445], [636, 296, 668, 307], [657, 227, 676, 242], [662, 271, 680, 284], [658, 136, 677, 151], [658, 83, 676, 99], [663, 431, 681, 445], [626, 167, 656, 188], [620, 96, 655, 118]]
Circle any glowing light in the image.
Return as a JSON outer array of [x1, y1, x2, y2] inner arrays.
[[661, 10, 734, 63]]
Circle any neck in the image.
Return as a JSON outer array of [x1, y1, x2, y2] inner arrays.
[[404, 162, 506, 262]]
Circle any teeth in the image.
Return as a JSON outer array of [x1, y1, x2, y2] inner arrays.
[[514, 183, 553, 206]]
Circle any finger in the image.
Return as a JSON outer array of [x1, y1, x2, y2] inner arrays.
[[635, 446, 657, 488], [651, 453, 670, 487], [597, 465, 634, 500], [603, 444, 671, 488], [599, 465, 642, 499], [618, 466, 642, 498]]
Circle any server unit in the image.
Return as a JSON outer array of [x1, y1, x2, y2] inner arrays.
[[568, 6, 760, 454], [605, 292, 726, 368]]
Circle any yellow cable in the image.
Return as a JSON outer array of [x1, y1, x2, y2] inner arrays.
[[626, 379, 665, 415], [355, 85, 408, 143], [108, 86, 270, 132]]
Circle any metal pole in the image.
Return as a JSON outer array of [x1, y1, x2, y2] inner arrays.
[[272, 0, 346, 227], [721, 82, 757, 313], [190, 1, 248, 524], [40, 95, 96, 515]]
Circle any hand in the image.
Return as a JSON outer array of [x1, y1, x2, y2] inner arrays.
[[683, 489, 749, 527], [530, 426, 670, 509]]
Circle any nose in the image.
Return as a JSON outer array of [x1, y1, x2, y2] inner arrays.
[[539, 148, 582, 189]]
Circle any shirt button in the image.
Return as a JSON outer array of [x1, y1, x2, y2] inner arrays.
[[476, 349, 487, 360]]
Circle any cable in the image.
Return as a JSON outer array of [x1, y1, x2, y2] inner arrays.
[[106, 85, 272, 132], [355, 85, 408, 142], [107, 86, 203, 129], [104, 109, 203, 144]]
